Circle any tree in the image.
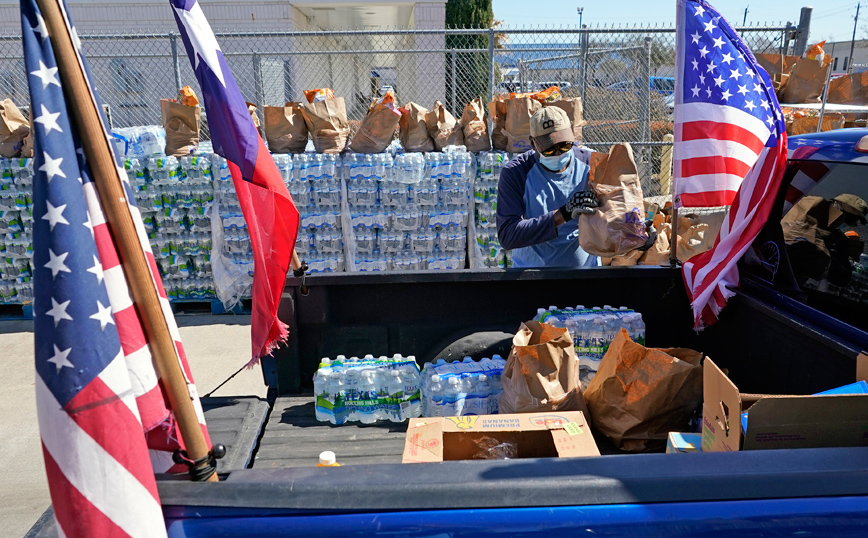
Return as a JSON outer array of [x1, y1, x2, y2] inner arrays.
[[445, 0, 494, 115]]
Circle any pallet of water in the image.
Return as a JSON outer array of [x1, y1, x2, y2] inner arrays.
[[420, 355, 507, 417], [533, 305, 646, 390], [313, 354, 422, 425]]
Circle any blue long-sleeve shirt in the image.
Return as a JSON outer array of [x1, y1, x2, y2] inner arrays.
[[496, 148, 599, 268]]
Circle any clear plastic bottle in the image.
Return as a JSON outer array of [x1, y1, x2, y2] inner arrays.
[[313, 367, 333, 423], [631, 312, 646, 346], [388, 369, 405, 422], [475, 374, 492, 415], [356, 370, 379, 424], [426, 374, 445, 417], [328, 367, 348, 425], [343, 368, 360, 422], [444, 376, 464, 416]]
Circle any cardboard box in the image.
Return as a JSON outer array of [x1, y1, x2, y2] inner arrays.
[[402, 411, 599, 463], [702, 355, 868, 452], [666, 432, 702, 454]]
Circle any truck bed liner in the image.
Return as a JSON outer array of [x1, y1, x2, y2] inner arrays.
[[254, 397, 408, 468]]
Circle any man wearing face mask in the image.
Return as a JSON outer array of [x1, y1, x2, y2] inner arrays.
[[496, 106, 601, 268]]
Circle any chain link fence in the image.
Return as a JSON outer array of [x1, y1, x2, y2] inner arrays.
[[0, 23, 795, 198]]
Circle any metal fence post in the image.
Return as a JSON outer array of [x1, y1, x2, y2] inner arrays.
[[451, 49, 457, 114], [639, 36, 652, 183], [169, 32, 182, 93], [253, 52, 264, 123], [580, 26, 589, 101], [488, 27, 495, 103], [641, 36, 651, 143], [794, 6, 812, 56]]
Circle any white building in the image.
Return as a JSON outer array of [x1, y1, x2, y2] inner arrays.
[[0, 0, 447, 126], [824, 39, 868, 76]]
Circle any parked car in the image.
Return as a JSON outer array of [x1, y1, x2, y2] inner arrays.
[[607, 76, 675, 95]]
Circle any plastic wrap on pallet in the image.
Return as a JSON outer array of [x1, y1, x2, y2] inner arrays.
[[210, 153, 253, 311], [470, 151, 512, 269], [341, 148, 472, 272]]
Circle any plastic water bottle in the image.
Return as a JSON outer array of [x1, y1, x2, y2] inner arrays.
[[314, 367, 333, 423], [475, 374, 492, 414], [444, 377, 464, 416], [400, 358, 422, 418], [388, 369, 405, 422], [327, 368, 347, 425], [630, 312, 646, 346], [356, 370, 379, 424], [343, 369, 360, 422], [427, 374, 445, 417]]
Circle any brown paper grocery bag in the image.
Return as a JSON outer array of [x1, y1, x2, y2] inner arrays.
[[426, 101, 464, 151], [263, 103, 308, 154], [787, 113, 845, 136], [399, 102, 435, 152], [578, 143, 648, 257], [301, 96, 350, 154], [350, 99, 401, 154], [782, 57, 831, 104], [755, 53, 799, 78], [828, 71, 868, 105], [488, 99, 509, 151], [755, 53, 799, 97], [161, 99, 200, 157], [459, 98, 491, 152], [503, 97, 540, 153], [0, 99, 31, 158], [499, 321, 590, 419], [546, 98, 587, 144], [584, 329, 703, 452]]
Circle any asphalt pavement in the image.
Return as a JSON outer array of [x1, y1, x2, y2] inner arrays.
[[1, 313, 267, 538]]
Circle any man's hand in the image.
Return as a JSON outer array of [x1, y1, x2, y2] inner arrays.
[[560, 190, 600, 220]]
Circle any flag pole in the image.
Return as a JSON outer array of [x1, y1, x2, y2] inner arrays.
[[36, 0, 218, 482]]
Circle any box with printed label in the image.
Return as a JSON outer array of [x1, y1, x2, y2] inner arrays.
[[702, 355, 868, 452], [401, 411, 599, 463]]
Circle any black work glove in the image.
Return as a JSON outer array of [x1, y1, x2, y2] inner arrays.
[[559, 190, 600, 221], [638, 219, 658, 252]]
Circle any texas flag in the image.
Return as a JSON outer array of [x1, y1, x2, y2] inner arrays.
[[170, 0, 299, 363]]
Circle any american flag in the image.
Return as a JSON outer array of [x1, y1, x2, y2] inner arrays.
[[170, 0, 300, 363], [676, 0, 789, 328], [783, 140, 830, 213], [23, 0, 209, 535]]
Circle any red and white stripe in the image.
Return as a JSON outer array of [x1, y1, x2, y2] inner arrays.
[[674, 102, 772, 207], [82, 172, 210, 473], [37, 352, 167, 538], [682, 133, 789, 328], [782, 146, 828, 213]]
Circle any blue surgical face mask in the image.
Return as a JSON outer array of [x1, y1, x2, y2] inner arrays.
[[538, 150, 572, 171]]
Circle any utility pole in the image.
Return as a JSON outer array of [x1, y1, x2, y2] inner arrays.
[[849, 2, 860, 74], [743, 5, 749, 26], [577, 7, 584, 28]]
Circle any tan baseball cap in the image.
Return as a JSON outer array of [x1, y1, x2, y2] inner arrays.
[[529, 106, 574, 151], [834, 193, 868, 223]]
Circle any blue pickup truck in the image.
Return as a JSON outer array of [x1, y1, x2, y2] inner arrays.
[[27, 130, 868, 537]]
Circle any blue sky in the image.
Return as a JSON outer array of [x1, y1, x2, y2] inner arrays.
[[493, 1, 863, 44]]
